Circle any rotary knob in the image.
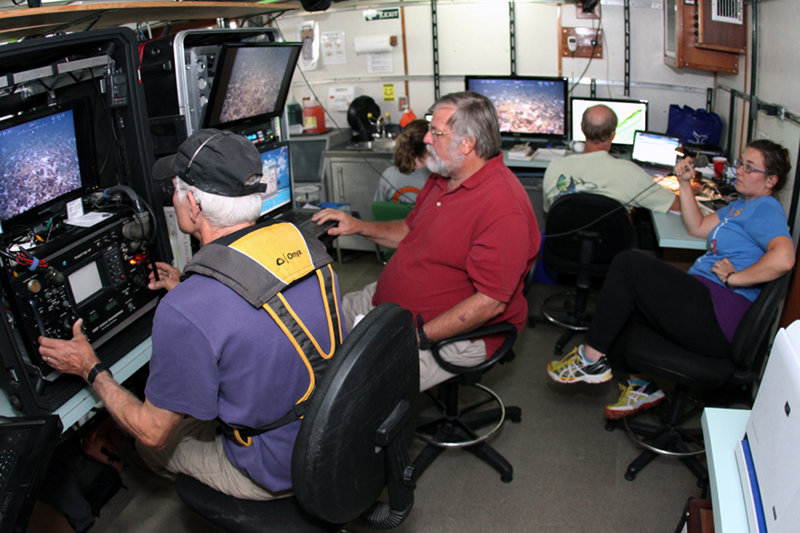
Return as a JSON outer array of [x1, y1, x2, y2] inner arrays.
[[26, 279, 42, 294]]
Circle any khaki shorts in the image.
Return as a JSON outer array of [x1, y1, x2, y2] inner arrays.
[[136, 417, 290, 501]]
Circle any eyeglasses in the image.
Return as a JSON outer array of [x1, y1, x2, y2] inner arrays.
[[427, 124, 451, 140], [734, 159, 769, 175]]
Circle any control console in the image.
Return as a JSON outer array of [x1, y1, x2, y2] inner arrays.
[[1, 213, 159, 384]]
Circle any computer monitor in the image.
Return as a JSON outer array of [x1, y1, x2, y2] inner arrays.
[[631, 131, 681, 168], [570, 97, 648, 146], [257, 142, 292, 218], [465, 75, 568, 143], [0, 104, 95, 228], [203, 42, 302, 131]]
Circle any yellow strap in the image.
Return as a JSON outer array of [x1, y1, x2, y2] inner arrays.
[[233, 428, 252, 447], [262, 302, 317, 403]]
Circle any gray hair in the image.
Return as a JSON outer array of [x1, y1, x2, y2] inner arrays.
[[432, 91, 501, 159], [175, 177, 262, 228]]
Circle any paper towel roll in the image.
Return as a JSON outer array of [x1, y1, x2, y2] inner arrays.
[[354, 35, 392, 54]]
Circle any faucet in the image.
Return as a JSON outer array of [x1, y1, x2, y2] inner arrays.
[[367, 112, 390, 138]]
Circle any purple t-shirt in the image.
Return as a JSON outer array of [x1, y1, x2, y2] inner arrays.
[[145, 272, 344, 492]]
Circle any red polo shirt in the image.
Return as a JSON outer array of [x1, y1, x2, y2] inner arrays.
[[373, 154, 541, 355]]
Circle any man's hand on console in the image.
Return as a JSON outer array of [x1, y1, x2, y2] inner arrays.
[[311, 208, 360, 236], [148, 261, 181, 292], [38, 319, 99, 381]]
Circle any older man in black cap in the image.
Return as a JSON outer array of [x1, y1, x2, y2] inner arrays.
[[39, 129, 345, 500]]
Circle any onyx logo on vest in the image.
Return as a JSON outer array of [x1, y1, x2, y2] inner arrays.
[[276, 249, 304, 266]]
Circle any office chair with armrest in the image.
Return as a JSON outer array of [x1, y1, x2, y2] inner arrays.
[[175, 303, 419, 532], [413, 322, 521, 483], [370, 201, 414, 263], [606, 273, 791, 484], [536, 193, 634, 354]]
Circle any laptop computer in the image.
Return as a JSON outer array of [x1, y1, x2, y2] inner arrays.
[[631, 131, 681, 176], [255, 142, 336, 241], [736, 321, 800, 533], [0, 415, 61, 532]]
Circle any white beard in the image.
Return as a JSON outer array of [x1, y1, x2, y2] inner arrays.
[[426, 144, 464, 178]]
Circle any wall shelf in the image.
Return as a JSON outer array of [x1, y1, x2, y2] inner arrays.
[[0, 1, 298, 41]]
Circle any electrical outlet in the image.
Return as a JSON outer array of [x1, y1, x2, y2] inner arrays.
[[561, 27, 603, 58]]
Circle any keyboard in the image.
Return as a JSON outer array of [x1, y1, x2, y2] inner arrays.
[[276, 208, 338, 242], [0, 416, 61, 532]]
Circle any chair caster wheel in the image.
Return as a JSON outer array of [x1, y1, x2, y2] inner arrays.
[[509, 412, 522, 424], [625, 470, 637, 481], [501, 473, 513, 483]]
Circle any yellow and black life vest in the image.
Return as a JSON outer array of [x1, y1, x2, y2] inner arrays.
[[183, 221, 344, 446]]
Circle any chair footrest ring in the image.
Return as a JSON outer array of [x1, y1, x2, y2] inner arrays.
[[416, 383, 506, 449], [540, 291, 596, 331], [622, 418, 705, 458]]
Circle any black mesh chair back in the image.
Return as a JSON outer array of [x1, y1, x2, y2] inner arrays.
[[543, 192, 634, 277], [176, 303, 419, 532], [537, 193, 635, 354]]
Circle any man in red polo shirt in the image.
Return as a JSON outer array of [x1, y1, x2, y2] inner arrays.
[[312, 91, 540, 390]]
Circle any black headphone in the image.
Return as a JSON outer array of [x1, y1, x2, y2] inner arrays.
[[181, 131, 225, 180]]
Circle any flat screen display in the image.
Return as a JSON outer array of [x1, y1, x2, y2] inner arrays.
[[69, 260, 103, 306], [632, 131, 680, 167], [0, 108, 83, 222], [204, 42, 301, 131], [465, 75, 568, 141], [258, 143, 292, 217], [570, 97, 648, 146]]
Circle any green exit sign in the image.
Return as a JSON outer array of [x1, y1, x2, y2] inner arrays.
[[364, 8, 400, 21]]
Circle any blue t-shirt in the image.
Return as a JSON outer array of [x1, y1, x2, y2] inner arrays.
[[145, 272, 344, 492], [689, 196, 790, 302]]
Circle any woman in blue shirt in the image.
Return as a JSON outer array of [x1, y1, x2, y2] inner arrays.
[[546, 139, 795, 419]]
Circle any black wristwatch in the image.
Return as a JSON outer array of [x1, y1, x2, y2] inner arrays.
[[87, 362, 112, 385], [416, 314, 434, 350]]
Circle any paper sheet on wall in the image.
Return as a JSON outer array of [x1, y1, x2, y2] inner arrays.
[[321, 31, 346, 65], [328, 86, 354, 112], [367, 52, 393, 73]]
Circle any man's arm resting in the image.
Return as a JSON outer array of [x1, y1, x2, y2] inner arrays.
[[422, 291, 508, 343]]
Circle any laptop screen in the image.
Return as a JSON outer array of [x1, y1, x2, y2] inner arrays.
[[631, 131, 681, 167], [257, 143, 292, 218]]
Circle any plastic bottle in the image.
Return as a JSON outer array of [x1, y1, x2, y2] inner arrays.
[[399, 106, 417, 128], [286, 95, 304, 135], [302, 97, 326, 134]]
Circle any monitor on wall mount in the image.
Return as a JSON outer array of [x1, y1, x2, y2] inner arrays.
[[465, 75, 569, 144], [203, 42, 302, 132]]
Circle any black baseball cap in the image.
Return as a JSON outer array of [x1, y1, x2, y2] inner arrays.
[[152, 129, 266, 197]]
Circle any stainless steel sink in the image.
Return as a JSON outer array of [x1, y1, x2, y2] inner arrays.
[[346, 138, 396, 152]]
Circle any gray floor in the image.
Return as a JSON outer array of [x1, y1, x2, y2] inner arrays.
[[91, 251, 703, 532]]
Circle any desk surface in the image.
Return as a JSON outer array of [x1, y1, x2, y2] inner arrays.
[[702, 407, 751, 533], [0, 339, 152, 432], [651, 211, 707, 250]]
